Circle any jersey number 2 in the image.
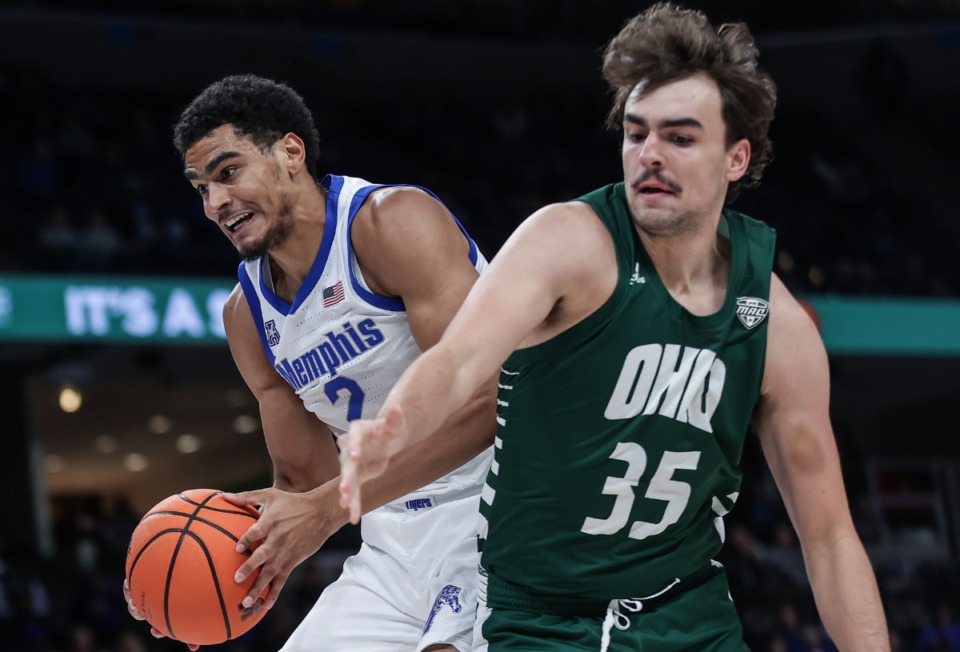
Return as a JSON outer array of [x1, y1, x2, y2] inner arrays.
[[323, 377, 366, 421], [580, 442, 700, 540]]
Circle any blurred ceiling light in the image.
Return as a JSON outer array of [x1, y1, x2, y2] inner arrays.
[[777, 250, 795, 274], [95, 435, 117, 454], [124, 453, 149, 472], [232, 415, 259, 434], [176, 434, 202, 454], [45, 455, 65, 473], [808, 265, 825, 287], [224, 388, 250, 408], [59, 385, 83, 413], [148, 415, 173, 434]]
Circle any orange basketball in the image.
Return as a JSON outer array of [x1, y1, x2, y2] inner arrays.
[[125, 489, 270, 646]]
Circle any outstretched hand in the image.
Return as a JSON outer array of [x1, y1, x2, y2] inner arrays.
[[338, 405, 410, 524], [222, 487, 333, 610], [123, 579, 199, 651]]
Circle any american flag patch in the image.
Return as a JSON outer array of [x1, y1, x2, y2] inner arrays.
[[322, 281, 345, 308]]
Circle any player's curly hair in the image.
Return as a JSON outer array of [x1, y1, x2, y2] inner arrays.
[[603, 3, 776, 202], [173, 74, 322, 180]]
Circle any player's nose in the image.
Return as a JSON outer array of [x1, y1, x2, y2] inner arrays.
[[206, 182, 232, 213], [637, 135, 665, 167]]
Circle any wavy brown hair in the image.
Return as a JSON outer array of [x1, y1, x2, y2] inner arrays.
[[603, 3, 776, 202]]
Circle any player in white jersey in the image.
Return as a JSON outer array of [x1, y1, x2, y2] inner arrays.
[[123, 75, 496, 652]]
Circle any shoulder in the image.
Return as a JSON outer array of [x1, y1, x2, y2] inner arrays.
[[366, 184, 436, 213], [494, 200, 618, 322], [512, 200, 617, 271], [351, 185, 458, 249], [357, 185, 448, 232], [222, 283, 255, 336], [762, 274, 829, 398], [351, 185, 473, 297], [222, 283, 246, 320], [768, 275, 819, 341]]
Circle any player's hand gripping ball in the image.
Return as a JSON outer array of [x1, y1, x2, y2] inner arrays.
[[125, 489, 270, 646]]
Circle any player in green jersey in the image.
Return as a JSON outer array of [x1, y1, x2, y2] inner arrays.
[[339, 4, 889, 651]]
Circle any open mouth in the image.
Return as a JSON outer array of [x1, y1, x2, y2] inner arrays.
[[638, 187, 675, 196], [225, 212, 254, 233]]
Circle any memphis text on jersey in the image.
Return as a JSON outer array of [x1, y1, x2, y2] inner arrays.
[[273, 318, 384, 390]]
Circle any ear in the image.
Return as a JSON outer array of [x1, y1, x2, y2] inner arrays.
[[726, 138, 751, 183], [278, 133, 307, 176]]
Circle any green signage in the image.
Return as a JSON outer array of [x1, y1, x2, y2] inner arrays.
[[0, 274, 957, 355], [805, 296, 960, 357], [0, 274, 235, 344]]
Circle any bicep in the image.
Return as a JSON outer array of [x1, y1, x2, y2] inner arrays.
[[437, 203, 613, 386], [354, 190, 564, 372], [258, 387, 340, 492], [352, 188, 480, 350], [223, 288, 339, 491]]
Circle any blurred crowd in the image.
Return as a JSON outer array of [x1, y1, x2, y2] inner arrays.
[[2, 60, 958, 297], [3, 438, 959, 652], [14, 0, 960, 40]]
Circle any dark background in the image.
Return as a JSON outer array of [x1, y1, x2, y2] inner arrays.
[[1, 1, 959, 651]]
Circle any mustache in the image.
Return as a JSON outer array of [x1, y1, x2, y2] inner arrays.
[[630, 171, 681, 194]]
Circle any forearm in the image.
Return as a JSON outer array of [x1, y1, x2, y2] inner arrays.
[[263, 407, 341, 493], [366, 386, 495, 503], [272, 458, 337, 493], [305, 382, 494, 527], [804, 528, 889, 651], [380, 344, 483, 447]]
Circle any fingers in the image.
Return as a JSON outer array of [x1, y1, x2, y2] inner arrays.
[[338, 415, 396, 523], [124, 579, 145, 621], [222, 490, 263, 508], [151, 629, 198, 650], [338, 434, 362, 523], [348, 477, 362, 525], [243, 567, 285, 611], [129, 581, 198, 649], [235, 521, 266, 555], [241, 565, 273, 610], [234, 533, 269, 583], [262, 572, 286, 611], [382, 404, 404, 436], [127, 598, 145, 621]]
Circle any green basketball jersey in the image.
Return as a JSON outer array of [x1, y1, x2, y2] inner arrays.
[[480, 182, 776, 605]]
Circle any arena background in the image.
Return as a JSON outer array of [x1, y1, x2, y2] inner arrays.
[[1, 1, 959, 650]]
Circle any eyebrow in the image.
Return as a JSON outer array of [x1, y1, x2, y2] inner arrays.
[[183, 150, 242, 180], [624, 113, 704, 130]]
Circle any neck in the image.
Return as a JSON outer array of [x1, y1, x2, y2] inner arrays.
[[266, 180, 328, 300], [637, 213, 731, 316]]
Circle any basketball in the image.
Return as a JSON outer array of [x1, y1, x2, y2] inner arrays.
[[125, 489, 270, 646]]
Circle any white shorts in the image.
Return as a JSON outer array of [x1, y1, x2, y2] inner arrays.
[[281, 490, 482, 652]]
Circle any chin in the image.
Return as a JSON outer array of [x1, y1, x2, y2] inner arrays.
[[236, 240, 269, 261], [633, 210, 681, 236]]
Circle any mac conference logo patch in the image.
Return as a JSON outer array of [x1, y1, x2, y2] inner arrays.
[[736, 297, 769, 329]]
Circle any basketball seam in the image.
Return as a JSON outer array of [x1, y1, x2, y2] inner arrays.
[[139, 512, 255, 543], [165, 491, 233, 643], [127, 490, 263, 645]]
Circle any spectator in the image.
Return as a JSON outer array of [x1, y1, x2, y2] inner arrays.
[[917, 602, 960, 652], [38, 204, 81, 270]]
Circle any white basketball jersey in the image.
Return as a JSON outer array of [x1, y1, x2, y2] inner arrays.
[[238, 174, 491, 502]]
